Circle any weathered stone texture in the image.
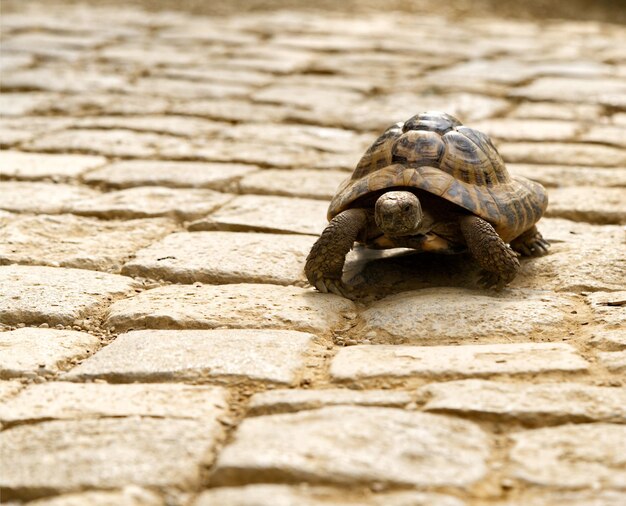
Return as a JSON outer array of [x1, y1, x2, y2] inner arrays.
[[331, 343, 588, 383], [0, 328, 100, 379], [0, 382, 228, 424], [25, 487, 165, 506], [0, 265, 136, 326], [237, 168, 347, 200], [122, 231, 313, 285], [509, 423, 626, 488], [106, 283, 355, 334], [0, 151, 106, 181], [0, 214, 177, 272], [211, 407, 490, 488], [0, 181, 100, 214], [546, 187, 626, 224]]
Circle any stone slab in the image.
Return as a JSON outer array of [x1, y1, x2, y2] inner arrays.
[[122, 231, 314, 285], [471, 118, 581, 142], [0, 182, 100, 214], [421, 379, 626, 424], [0, 416, 224, 501], [67, 186, 231, 220], [0, 382, 228, 424], [211, 406, 489, 488], [581, 124, 626, 148], [238, 168, 347, 200], [509, 423, 626, 488], [0, 328, 100, 379], [26, 487, 165, 506], [510, 101, 604, 121], [546, 187, 626, 224], [508, 164, 626, 188], [0, 265, 137, 326], [65, 329, 316, 385], [73, 115, 228, 138], [0, 380, 24, 401], [589, 329, 626, 352], [331, 343, 589, 383], [509, 77, 626, 107], [0, 214, 177, 272], [83, 160, 258, 189], [188, 195, 328, 235], [500, 490, 626, 506], [248, 388, 413, 416], [357, 288, 577, 343], [586, 291, 626, 329], [0, 151, 107, 181], [106, 283, 355, 334], [598, 351, 626, 373], [498, 142, 626, 167], [193, 485, 465, 506]]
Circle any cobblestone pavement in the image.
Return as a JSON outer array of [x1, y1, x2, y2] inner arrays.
[[1, 3, 626, 505]]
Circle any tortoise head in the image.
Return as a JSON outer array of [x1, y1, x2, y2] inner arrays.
[[375, 191, 423, 236]]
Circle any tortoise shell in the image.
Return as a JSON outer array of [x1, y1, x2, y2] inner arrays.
[[328, 111, 548, 242]]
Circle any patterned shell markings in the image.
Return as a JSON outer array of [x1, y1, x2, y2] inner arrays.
[[329, 112, 548, 241]]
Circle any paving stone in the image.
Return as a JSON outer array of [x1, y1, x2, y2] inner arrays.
[[0, 381, 24, 401], [0, 265, 136, 326], [581, 124, 626, 148], [509, 101, 604, 121], [421, 379, 626, 424], [188, 195, 328, 235], [471, 118, 581, 142], [72, 115, 229, 138], [0, 214, 177, 272], [0, 151, 107, 181], [83, 160, 258, 189], [46, 93, 171, 116], [0, 53, 33, 72], [130, 77, 252, 100], [238, 168, 347, 200], [211, 406, 489, 488], [193, 485, 465, 506], [589, 328, 626, 351], [546, 187, 626, 224], [122, 231, 313, 285], [331, 343, 588, 384], [0, 92, 57, 116], [0, 417, 224, 501], [67, 186, 231, 220], [0, 328, 100, 379], [66, 329, 316, 385], [498, 142, 626, 167], [248, 388, 413, 416], [510, 77, 626, 107], [508, 164, 626, 188], [509, 423, 626, 488], [169, 99, 290, 124], [586, 291, 626, 329], [2, 68, 126, 94], [105, 283, 355, 334], [99, 44, 209, 66], [0, 182, 100, 214], [26, 487, 165, 506], [357, 288, 577, 343], [500, 490, 626, 506], [0, 382, 228, 424], [598, 351, 626, 373], [252, 84, 364, 110], [25, 129, 184, 158], [153, 66, 273, 87]]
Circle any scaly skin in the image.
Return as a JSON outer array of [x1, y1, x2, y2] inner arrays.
[[304, 208, 368, 298], [459, 215, 520, 290], [510, 225, 550, 257]]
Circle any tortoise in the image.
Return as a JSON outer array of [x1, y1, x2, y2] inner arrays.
[[305, 111, 549, 297]]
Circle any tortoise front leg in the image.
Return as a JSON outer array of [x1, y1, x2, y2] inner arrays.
[[459, 215, 520, 290], [305, 208, 368, 298], [510, 225, 550, 257]]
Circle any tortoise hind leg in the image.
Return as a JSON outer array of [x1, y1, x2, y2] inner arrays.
[[305, 208, 368, 298], [459, 215, 520, 290], [510, 225, 550, 257]]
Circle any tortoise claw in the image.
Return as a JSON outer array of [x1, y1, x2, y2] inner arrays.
[[313, 276, 353, 299]]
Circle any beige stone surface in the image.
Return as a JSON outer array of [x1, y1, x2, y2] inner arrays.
[[0, 382, 228, 424], [0, 417, 224, 501], [122, 231, 313, 285], [598, 351, 626, 373], [0, 265, 137, 326], [586, 291, 626, 328], [331, 343, 589, 383], [66, 329, 317, 385], [0, 181, 100, 214], [211, 407, 489, 487], [248, 388, 413, 416], [508, 164, 626, 188], [73, 115, 229, 138], [510, 77, 626, 107], [0, 151, 106, 181], [471, 118, 581, 142], [421, 379, 626, 424], [0, 214, 177, 272], [509, 423, 626, 488], [0, 328, 100, 378], [238, 168, 347, 200], [26, 487, 165, 506], [357, 288, 577, 343], [581, 124, 626, 148], [546, 186, 626, 224], [106, 283, 355, 334], [498, 142, 626, 166], [0, 380, 24, 401], [189, 194, 329, 235], [500, 490, 626, 506], [84, 160, 258, 189], [194, 485, 465, 506], [589, 328, 626, 351], [68, 186, 231, 220]]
